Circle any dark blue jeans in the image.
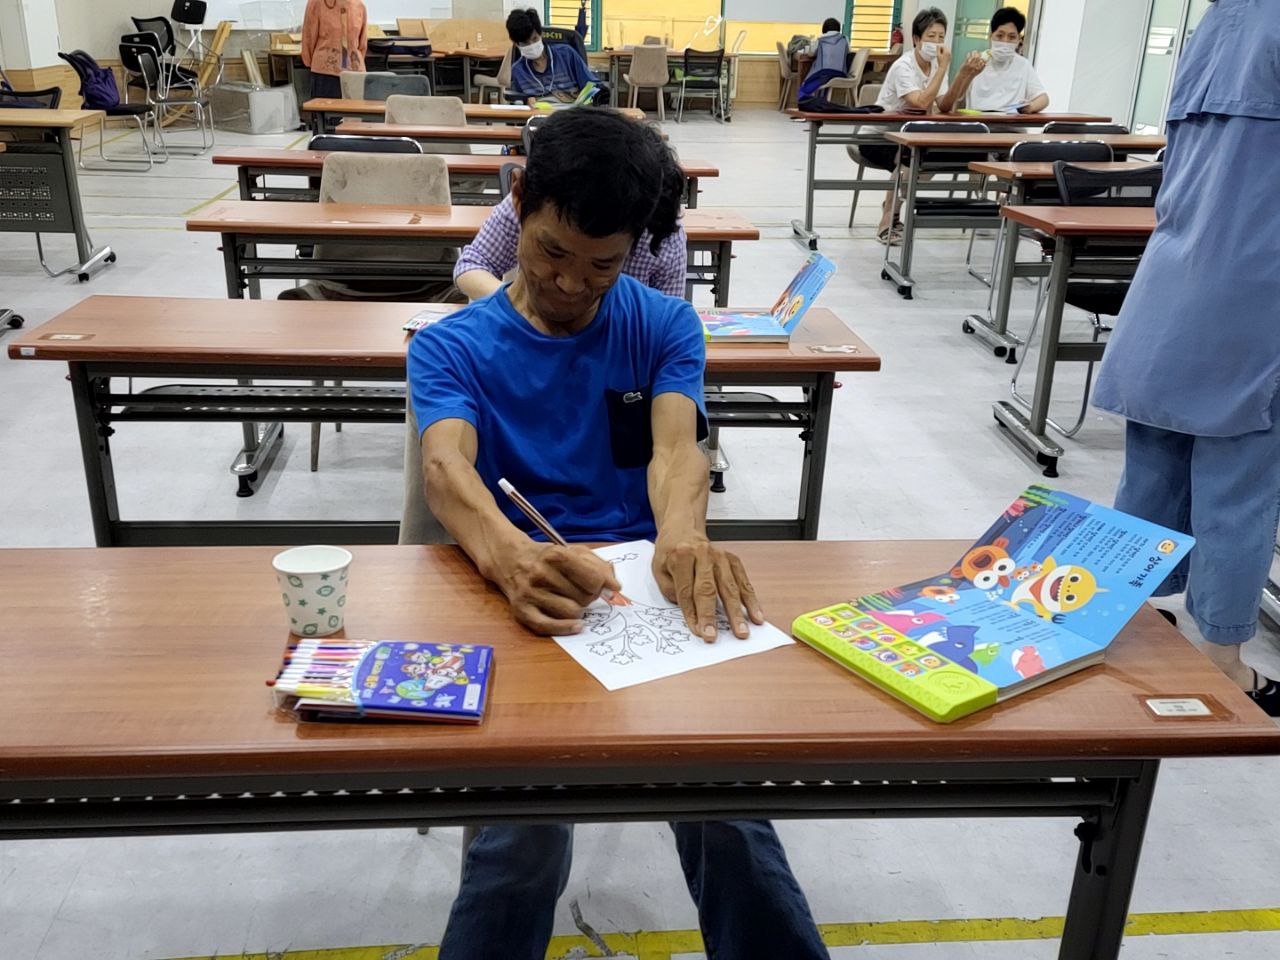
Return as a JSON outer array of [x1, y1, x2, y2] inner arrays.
[[438, 821, 829, 960]]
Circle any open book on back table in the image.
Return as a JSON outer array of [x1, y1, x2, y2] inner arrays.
[[792, 486, 1194, 722], [700, 253, 835, 342]]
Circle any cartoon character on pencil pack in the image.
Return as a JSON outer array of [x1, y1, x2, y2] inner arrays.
[[1006, 557, 1105, 623], [399, 652, 469, 692], [919, 625, 999, 673], [868, 608, 947, 636], [1010, 646, 1046, 679], [951, 538, 1018, 592]]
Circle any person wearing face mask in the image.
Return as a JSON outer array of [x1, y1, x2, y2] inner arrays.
[[506, 7, 600, 107], [964, 7, 1049, 113], [853, 7, 984, 244]]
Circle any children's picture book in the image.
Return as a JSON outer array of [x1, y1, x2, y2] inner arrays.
[[536, 81, 600, 110], [403, 304, 457, 332], [554, 540, 793, 691], [792, 487, 1194, 723], [699, 254, 836, 342], [270, 640, 493, 723]]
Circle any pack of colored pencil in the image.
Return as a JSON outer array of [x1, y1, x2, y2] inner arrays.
[[269, 639, 494, 723]]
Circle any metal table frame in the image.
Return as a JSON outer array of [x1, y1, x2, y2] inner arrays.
[[880, 144, 1000, 301], [603, 54, 736, 122], [66, 359, 834, 546], [791, 116, 899, 249], [1, 756, 1160, 960], [0, 121, 115, 282], [962, 175, 1047, 362], [992, 231, 1140, 477]]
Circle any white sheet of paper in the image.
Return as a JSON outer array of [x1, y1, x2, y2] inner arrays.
[[553, 540, 793, 691]]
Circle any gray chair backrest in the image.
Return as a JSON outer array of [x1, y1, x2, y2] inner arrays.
[[856, 82, 881, 106], [1010, 140, 1112, 202], [1043, 122, 1129, 135], [900, 120, 991, 169], [498, 160, 521, 198], [308, 134, 423, 154], [365, 72, 432, 100], [521, 113, 551, 155], [385, 94, 470, 155], [1054, 162, 1163, 207]]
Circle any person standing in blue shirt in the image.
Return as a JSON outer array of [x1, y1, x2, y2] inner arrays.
[[506, 7, 599, 106], [1092, 0, 1280, 713], [408, 109, 830, 960]]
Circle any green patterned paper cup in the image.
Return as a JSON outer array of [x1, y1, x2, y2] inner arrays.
[[272, 545, 353, 638]]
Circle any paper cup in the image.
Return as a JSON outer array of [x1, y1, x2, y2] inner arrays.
[[272, 545, 353, 637]]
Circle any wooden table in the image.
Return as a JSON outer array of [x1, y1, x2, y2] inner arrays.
[[783, 110, 1114, 248], [963, 161, 1161, 361], [9, 296, 876, 542], [302, 97, 646, 133], [211, 147, 719, 208], [2, 541, 1275, 960], [991, 206, 1156, 477], [0, 107, 114, 282], [185, 201, 759, 307], [589, 48, 740, 113], [879, 132, 1165, 300]]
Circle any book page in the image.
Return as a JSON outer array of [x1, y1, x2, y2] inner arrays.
[[553, 541, 793, 691]]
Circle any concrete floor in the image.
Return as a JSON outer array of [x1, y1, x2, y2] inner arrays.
[[1, 107, 1277, 960]]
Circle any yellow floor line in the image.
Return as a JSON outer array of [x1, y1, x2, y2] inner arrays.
[[181, 183, 239, 217], [286, 131, 311, 149], [165, 907, 1280, 960]]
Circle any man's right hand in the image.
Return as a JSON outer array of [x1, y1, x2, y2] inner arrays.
[[497, 542, 622, 635]]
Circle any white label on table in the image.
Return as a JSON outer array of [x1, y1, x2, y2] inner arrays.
[[18, 346, 35, 356], [1146, 697, 1212, 717]]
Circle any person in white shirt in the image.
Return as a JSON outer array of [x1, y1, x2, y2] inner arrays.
[[858, 6, 985, 243], [965, 7, 1049, 113]]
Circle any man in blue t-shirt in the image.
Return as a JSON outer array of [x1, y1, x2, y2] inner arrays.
[[505, 7, 599, 106], [407, 110, 829, 960]]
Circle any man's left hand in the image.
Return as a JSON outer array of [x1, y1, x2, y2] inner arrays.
[[653, 534, 765, 642]]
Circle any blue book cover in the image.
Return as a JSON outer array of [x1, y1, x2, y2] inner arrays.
[[296, 641, 494, 723], [700, 253, 835, 341]]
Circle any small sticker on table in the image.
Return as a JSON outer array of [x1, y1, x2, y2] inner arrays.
[[809, 344, 859, 354], [1146, 697, 1212, 717], [18, 346, 35, 356], [38, 333, 93, 341]]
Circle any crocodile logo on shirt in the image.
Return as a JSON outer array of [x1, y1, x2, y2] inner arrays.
[[623, 391, 644, 403]]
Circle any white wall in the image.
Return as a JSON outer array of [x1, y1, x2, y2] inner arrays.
[[53, 0, 171, 60], [1067, 0, 1147, 121], [1031, 0, 1085, 110], [0, 0, 64, 68]]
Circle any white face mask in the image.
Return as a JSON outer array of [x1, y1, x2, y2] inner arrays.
[[990, 40, 1017, 63], [919, 41, 939, 62], [520, 39, 545, 60]]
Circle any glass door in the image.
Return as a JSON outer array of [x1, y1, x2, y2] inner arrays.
[[1130, 0, 1205, 134]]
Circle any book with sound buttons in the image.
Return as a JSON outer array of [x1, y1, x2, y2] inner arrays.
[[792, 487, 1193, 723]]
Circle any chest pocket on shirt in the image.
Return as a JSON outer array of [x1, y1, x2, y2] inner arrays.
[[605, 387, 653, 469]]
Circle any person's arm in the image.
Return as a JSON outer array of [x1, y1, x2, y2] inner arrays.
[[1020, 64, 1049, 113], [901, 48, 951, 110], [937, 50, 984, 113], [452, 196, 520, 300], [648, 393, 763, 641], [355, 4, 368, 59], [421, 419, 620, 634], [651, 226, 687, 298], [300, 0, 318, 67], [568, 48, 598, 87]]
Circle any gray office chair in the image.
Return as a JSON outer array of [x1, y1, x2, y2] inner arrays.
[[1008, 161, 1163, 437], [521, 113, 551, 155]]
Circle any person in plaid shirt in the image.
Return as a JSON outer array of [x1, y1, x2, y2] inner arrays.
[[454, 124, 687, 301]]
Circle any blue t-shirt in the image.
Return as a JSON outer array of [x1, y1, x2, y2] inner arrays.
[[510, 44, 598, 99], [407, 274, 708, 542]]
